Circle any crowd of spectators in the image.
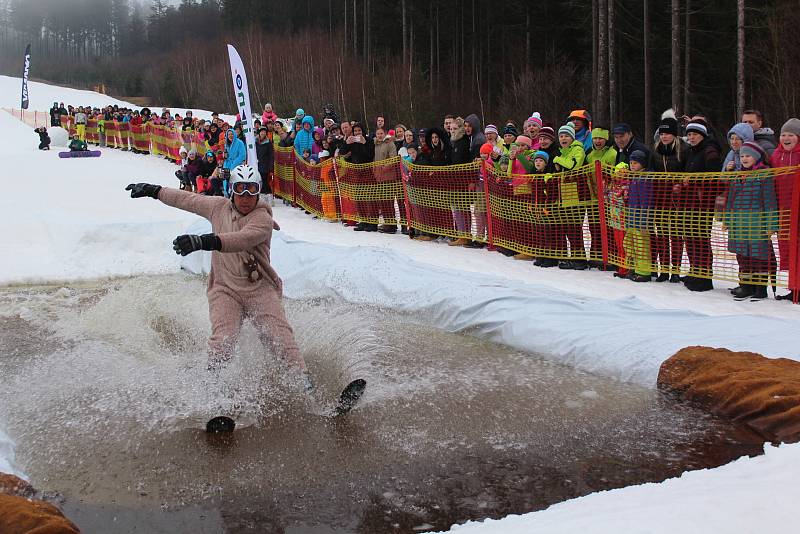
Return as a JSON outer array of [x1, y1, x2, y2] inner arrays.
[[44, 101, 800, 302]]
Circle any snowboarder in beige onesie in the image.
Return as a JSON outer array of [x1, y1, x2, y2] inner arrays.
[[126, 164, 311, 390]]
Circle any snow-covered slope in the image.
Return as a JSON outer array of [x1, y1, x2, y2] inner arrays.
[[1, 74, 140, 111], [436, 443, 798, 534], [0, 110, 197, 284], [0, 74, 232, 122]]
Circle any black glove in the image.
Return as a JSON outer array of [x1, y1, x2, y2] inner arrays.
[[125, 183, 162, 199], [172, 233, 221, 256]]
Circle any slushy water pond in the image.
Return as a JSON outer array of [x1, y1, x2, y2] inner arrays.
[[0, 275, 763, 534]]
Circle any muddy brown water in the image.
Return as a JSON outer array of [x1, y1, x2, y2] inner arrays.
[[0, 275, 763, 534]]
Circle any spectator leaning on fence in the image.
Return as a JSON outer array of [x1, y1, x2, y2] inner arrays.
[[552, 121, 589, 270], [648, 115, 689, 283], [678, 120, 723, 293], [725, 141, 778, 302]]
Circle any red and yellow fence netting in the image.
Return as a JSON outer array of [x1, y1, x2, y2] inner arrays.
[[486, 164, 603, 261], [274, 145, 296, 203], [294, 156, 340, 220], [594, 163, 798, 289], [6, 108, 799, 300], [336, 156, 406, 226], [273, 149, 800, 298], [404, 161, 482, 240]]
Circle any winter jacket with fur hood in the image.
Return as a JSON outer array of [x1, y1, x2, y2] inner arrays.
[[449, 119, 472, 164]]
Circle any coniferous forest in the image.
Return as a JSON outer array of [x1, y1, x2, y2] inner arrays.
[[1, 0, 798, 134]]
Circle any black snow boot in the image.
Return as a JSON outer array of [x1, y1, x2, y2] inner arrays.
[[685, 277, 713, 292], [750, 284, 768, 301], [732, 284, 755, 301]]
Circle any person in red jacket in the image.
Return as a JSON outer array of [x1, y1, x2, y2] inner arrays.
[[769, 118, 800, 301]]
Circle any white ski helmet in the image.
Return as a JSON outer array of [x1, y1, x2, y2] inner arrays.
[[229, 164, 261, 196]]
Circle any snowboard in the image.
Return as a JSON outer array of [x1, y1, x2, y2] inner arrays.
[[59, 150, 101, 158], [204, 379, 367, 433]]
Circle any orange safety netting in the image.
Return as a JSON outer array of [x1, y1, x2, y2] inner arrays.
[[270, 152, 800, 298], [2, 108, 49, 128], [118, 121, 132, 150], [59, 114, 76, 137]]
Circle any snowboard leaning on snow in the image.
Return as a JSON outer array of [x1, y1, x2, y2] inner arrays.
[[205, 378, 367, 433], [58, 150, 101, 158]]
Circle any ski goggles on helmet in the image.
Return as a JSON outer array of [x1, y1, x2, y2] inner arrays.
[[232, 181, 261, 196]]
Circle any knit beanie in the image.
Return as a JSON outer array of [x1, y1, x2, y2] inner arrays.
[[592, 128, 609, 141], [781, 118, 800, 137], [503, 123, 518, 137], [485, 124, 499, 136], [525, 112, 543, 128], [539, 126, 557, 142], [533, 150, 550, 163], [558, 122, 576, 140], [516, 135, 533, 148], [685, 122, 708, 137], [657, 117, 679, 136], [739, 141, 767, 163], [480, 142, 495, 155], [629, 150, 648, 167]]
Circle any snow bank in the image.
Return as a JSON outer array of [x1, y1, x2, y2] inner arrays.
[[435, 442, 798, 533], [183, 225, 800, 387], [48, 126, 68, 147], [0, 110, 197, 285]]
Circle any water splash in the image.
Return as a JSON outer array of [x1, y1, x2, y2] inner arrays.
[[0, 276, 389, 441]]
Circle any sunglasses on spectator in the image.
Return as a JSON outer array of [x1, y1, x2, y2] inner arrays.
[[232, 181, 261, 196]]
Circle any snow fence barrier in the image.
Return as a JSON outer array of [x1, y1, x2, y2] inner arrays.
[[272, 144, 800, 299]]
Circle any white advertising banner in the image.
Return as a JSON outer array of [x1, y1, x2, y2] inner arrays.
[[226, 44, 258, 169]]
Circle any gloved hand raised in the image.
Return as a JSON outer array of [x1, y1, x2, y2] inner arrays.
[[172, 233, 221, 256], [125, 183, 162, 199]]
